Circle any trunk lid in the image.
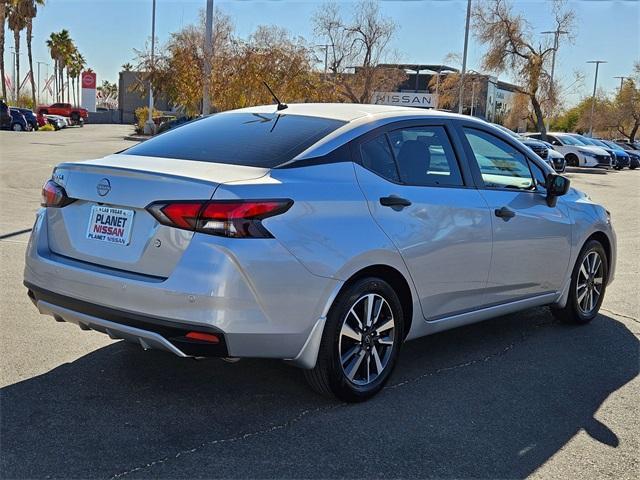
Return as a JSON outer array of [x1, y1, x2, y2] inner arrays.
[[46, 154, 268, 277]]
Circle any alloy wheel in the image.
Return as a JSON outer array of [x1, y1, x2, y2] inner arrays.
[[339, 293, 395, 386], [576, 251, 604, 315]]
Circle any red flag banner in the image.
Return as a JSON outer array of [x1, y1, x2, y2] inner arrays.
[[4, 73, 13, 92], [42, 74, 55, 92], [19, 71, 32, 92]]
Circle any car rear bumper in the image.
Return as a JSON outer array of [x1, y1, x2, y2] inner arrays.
[[24, 209, 339, 362], [26, 282, 230, 357]]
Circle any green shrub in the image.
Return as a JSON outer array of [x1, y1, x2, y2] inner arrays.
[[134, 106, 163, 134], [16, 93, 35, 109]]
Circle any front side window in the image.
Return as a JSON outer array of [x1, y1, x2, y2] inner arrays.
[[387, 126, 463, 187], [529, 160, 548, 189], [546, 135, 562, 146], [463, 128, 535, 190]]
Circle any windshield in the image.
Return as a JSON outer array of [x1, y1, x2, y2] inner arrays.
[[556, 134, 583, 146], [492, 123, 520, 139], [124, 112, 346, 167], [568, 135, 592, 146], [589, 138, 610, 148]]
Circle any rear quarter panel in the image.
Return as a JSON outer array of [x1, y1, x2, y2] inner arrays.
[[213, 162, 424, 337]]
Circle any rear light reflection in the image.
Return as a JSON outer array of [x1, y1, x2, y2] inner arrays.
[[146, 199, 293, 238], [41, 179, 75, 208]]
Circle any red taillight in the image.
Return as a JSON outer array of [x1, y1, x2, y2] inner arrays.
[[41, 179, 75, 208], [185, 331, 220, 343], [146, 199, 293, 238], [160, 202, 202, 229]]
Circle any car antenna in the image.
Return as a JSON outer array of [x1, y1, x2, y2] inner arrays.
[[263, 81, 288, 111]]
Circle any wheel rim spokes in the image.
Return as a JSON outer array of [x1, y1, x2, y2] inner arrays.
[[339, 293, 395, 386], [576, 251, 603, 315]]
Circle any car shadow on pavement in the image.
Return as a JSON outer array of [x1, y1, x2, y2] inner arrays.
[[1, 309, 638, 479], [565, 167, 609, 175]]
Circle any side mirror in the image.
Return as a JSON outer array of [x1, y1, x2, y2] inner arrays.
[[545, 174, 570, 207]]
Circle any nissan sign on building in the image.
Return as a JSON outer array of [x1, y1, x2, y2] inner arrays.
[[372, 91, 437, 108]]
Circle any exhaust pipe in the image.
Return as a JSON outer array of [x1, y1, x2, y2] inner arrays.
[[222, 357, 241, 364]]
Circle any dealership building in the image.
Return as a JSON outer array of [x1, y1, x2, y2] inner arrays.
[[371, 63, 520, 123]]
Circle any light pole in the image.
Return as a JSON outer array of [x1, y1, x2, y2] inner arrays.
[[457, 0, 472, 114], [470, 79, 476, 116], [587, 60, 606, 137], [10, 47, 17, 102], [613, 76, 627, 92], [434, 69, 441, 108], [315, 44, 334, 74], [144, 0, 157, 135], [202, 0, 214, 115], [541, 29, 568, 129], [36, 61, 48, 105]]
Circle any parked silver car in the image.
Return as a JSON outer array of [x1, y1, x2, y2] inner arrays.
[[24, 104, 616, 401]]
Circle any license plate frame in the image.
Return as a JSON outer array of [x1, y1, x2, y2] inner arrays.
[[86, 205, 135, 246]]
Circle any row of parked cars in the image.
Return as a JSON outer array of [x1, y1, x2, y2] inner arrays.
[[492, 123, 639, 172], [524, 132, 639, 171], [1, 100, 86, 132]]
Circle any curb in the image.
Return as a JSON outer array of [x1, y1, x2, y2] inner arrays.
[[124, 134, 151, 142]]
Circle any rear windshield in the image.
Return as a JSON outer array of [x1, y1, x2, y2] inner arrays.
[[124, 112, 346, 168]]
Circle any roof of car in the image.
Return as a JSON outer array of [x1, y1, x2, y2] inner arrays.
[[233, 102, 465, 123]]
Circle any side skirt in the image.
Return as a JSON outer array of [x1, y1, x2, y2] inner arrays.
[[407, 292, 559, 340]]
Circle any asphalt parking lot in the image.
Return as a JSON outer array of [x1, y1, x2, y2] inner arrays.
[[1, 125, 638, 479]]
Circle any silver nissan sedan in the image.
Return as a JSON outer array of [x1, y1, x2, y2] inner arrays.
[[24, 103, 616, 401]]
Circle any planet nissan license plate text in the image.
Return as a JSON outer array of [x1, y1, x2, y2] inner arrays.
[[86, 205, 135, 245]]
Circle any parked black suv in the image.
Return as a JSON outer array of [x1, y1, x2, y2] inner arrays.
[[0, 99, 11, 129]]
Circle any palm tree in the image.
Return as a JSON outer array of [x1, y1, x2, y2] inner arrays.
[[121, 62, 133, 72], [59, 30, 74, 102], [24, 0, 46, 107], [46, 31, 60, 100], [7, 0, 28, 101], [46, 29, 72, 102], [1, 0, 8, 99], [68, 48, 85, 105]]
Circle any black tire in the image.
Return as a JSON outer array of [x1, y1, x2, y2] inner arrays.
[[11, 122, 23, 131], [304, 277, 404, 402], [565, 153, 578, 167], [551, 239, 608, 325], [630, 165, 637, 170]]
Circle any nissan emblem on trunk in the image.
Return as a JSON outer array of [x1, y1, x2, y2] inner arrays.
[[97, 178, 111, 196]]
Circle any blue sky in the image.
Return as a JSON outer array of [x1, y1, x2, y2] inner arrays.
[[4, 0, 639, 107]]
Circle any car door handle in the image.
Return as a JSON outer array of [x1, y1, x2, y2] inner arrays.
[[380, 196, 412, 208], [494, 206, 516, 220]]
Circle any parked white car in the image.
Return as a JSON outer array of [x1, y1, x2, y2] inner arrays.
[[525, 132, 612, 168], [45, 114, 71, 128]]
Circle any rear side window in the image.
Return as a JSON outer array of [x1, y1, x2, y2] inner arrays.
[[360, 135, 400, 182], [124, 112, 346, 168], [387, 126, 464, 187]]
